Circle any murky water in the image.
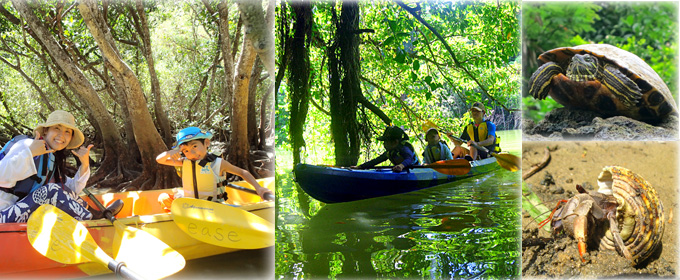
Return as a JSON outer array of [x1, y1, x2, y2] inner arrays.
[[276, 130, 521, 279]]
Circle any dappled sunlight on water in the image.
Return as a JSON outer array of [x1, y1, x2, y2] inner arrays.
[[275, 130, 521, 279]]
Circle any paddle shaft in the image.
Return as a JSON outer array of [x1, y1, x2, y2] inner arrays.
[[447, 134, 494, 154], [82, 189, 145, 280], [224, 182, 275, 201], [83, 188, 115, 222], [359, 165, 466, 170], [106, 260, 145, 280]]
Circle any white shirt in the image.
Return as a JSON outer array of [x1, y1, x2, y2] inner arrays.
[[0, 138, 90, 211]]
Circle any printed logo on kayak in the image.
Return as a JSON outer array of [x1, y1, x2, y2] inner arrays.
[[182, 203, 214, 213], [186, 222, 241, 243], [181, 202, 241, 243]]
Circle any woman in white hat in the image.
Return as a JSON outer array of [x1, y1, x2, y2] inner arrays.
[[0, 110, 121, 223]]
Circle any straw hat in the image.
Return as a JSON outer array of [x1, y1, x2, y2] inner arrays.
[[34, 110, 84, 149]]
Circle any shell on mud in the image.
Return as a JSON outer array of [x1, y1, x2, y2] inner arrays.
[[596, 166, 665, 265]]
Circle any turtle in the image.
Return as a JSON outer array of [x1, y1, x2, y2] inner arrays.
[[528, 44, 677, 123]]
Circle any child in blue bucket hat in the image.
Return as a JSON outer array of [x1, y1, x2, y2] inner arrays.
[[156, 127, 273, 210]]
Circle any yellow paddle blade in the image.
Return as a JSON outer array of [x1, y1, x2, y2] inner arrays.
[[171, 198, 274, 249], [26, 205, 108, 266], [421, 120, 438, 132], [113, 220, 186, 279], [493, 153, 521, 172]]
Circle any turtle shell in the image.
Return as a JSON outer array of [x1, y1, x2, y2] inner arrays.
[[537, 44, 677, 122]]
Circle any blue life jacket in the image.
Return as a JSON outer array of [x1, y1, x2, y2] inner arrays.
[[0, 135, 55, 199]]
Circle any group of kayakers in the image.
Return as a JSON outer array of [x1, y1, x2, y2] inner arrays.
[[0, 110, 273, 223], [352, 102, 500, 172]]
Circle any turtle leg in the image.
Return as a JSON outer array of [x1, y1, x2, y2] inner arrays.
[[529, 62, 562, 100], [600, 64, 642, 108]]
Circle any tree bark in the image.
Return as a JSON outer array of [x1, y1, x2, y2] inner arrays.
[[131, 0, 173, 146], [236, 0, 275, 80], [217, 0, 234, 116], [288, 2, 312, 165], [11, 0, 133, 186], [328, 2, 361, 167], [228, 36, 257, 172], [259, 83, 273, 150], [247, 57, 263, 148], [77, 0, 179, 190]]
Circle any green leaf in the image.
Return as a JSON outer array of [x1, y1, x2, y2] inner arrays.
[[412, 60, 420, 71], [384, 36, 394, 46], [395, 51, 405, 64]]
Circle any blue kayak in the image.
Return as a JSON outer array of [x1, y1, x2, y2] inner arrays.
[[293, 157, 500, 203]]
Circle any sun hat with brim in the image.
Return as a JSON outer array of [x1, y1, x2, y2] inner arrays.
[[377, 126, 407, 141], [34, 110, 84, 150], [425, 127, 440, 137], [173, 127, 213, 149]]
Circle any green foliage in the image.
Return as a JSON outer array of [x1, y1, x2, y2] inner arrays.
[[277, 1, 520, 164], [0, 1, 271, 146], [523, 2, 678, 123]]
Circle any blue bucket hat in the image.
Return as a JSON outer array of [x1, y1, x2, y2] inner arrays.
[[173, 127, 213, 149]]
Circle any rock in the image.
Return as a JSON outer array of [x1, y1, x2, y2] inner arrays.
[[550, 185, 565, 194], [541, 172, 555, 186], [524, 107, 678, 140]]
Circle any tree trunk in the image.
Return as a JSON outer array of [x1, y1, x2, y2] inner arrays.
[[217, 0, 234, 116], [11, 0, 134, 187], [78, 0, 179, 190], [259, 83, 273, 150], [228, 35, 258, 172], [328, 2, 361, 167], [247, 58, 263, 148], [288, 2, 312, 165], [132, 0, 173, 146], [236, 0, 275, 79]]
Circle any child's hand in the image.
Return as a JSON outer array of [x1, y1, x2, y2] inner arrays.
[[256, 186, 274, 201], [392, 164, 404, 172], [166, 149, 184, 160], [29, 131, 55, 156]]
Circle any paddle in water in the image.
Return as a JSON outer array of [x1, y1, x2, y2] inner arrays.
[[83, 188, 186, 279], [171, 197, 274, 249], [26, 204, 144, 280], [422, 120, 520, 172]]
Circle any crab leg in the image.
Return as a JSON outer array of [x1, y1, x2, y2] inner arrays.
[[538, 200, 569, 229], [571, 199, 596, 262], [606, 212, 633, 260]]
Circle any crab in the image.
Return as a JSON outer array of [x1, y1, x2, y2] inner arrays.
[[539, 184, 631, 262]]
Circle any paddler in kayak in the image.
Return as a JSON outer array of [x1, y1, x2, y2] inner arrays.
[[156, 127, 273, 211], [452, 102, 500, 161], [351, 126, 421, 172], [422, 128, 453, 164], [0, 110, 123, 223]]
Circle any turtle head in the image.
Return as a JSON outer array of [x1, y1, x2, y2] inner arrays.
[[566, 54, 599, 82]]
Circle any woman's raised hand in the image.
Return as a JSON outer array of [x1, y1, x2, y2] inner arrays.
[[29, 131, 55, 156], [72, 144, 94, 169]]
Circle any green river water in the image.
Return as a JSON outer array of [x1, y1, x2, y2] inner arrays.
[[275, 130, 521, 279]]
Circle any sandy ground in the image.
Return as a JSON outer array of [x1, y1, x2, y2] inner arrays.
[[522, 141, 678, 278]]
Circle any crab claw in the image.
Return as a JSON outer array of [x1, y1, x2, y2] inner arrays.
[[573, 214, 588, 262]]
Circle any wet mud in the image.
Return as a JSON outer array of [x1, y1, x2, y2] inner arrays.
[[522, 142, 677, 278]]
